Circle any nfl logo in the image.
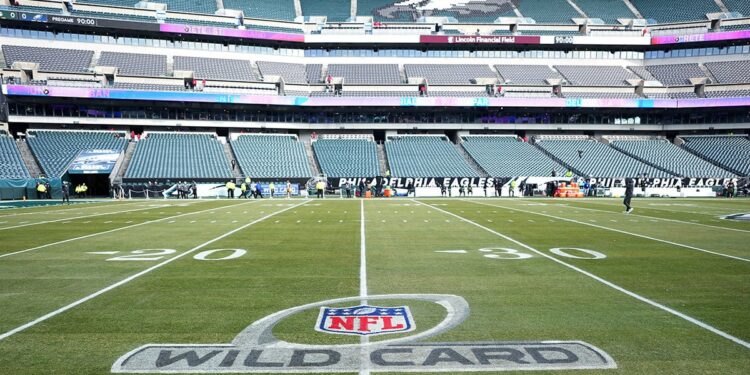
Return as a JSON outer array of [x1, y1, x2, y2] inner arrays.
[[316, 305, 415, 336]]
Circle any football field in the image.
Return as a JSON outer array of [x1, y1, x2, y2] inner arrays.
[[0, 197, 748, 374]]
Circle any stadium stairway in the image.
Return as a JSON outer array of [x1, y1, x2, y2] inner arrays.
[[677, 136, 746, 176], [608, 142, 691, 177], [377, 142, 387, 176], [302, 137, 322, 176], [531, 140, 586, 176], [16, 139, 42, 178], [699, 63, 719, 83], [223, 142, 244, 180], [455, 142, 489, 178], [116, 141, 136, 182], [621, 0, 644, 18]]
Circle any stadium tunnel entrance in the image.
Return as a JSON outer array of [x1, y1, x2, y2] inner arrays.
[[67, 173, 111, 198]]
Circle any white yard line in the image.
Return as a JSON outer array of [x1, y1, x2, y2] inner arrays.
[[469, 200, 750, 263], [0, 199, 309, 342], [359, 199, 370, 375], [0, 201, 142, 218], [414, 200, 750, 350], [567, 199, 741, 216], [0, 202, 186, 231], [0, 200, 255, 259], [558, 201, 750, 234]]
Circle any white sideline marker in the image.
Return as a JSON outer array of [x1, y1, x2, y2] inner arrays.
[[435, 250, 468, 254], [415, 200, 750, 350], [0, 200, 258, 259], [472, 201, 750, 263], [0, 200, 310, 342], [87, 251, 119, 255]]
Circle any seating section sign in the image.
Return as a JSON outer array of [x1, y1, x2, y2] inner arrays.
[[67, 149, 121, 175]]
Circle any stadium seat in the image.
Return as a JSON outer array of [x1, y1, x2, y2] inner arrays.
[[327, 64, 401, 85], [99, 52, 167, 77], [645, 64, 708, 86], [306, 64, 323, 83], [173, 56, 256, 81], [630, 0, 719, 23], [385, 136, 479, 177], [231, 135, 312, 178], [2, 45, 93, 73], [0, 5, 62, 15], [535, 138, 672, 177], [125, 133, 233, 180], [562, 91, 641, 99], [555, 65, 640, 86], [516, 0, 581, 24], [0, 135, 31, 179], [27, 130, 127, 178], [628, 66, 659, 82], [77, 0, 140, 7], [70, 10, 157, 23], [681, 136, 750, 175], [404, 64, 497, 85], [610, 138, 734, 177], [223, 0, 296, 21], [313, 137, 380, 177], [573, 0, 636, 23], [723, 0, 750, 16], [462, 136, 563, 177], [257, 61, 308, 84], [428, 1, 516, 22], [300, 0, 350, 22], [158, 0, 217, 14], [495, 65, 562, 85], [704, 60, 750, 84]]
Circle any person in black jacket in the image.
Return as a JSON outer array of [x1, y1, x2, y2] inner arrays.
[[623, 178, 635, 213]]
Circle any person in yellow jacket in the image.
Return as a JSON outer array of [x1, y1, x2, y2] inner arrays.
[[226, 180, 236, 199], [269, 182, 275, 199], [315, 180, 325, 198], [510, 179, 517, 197], [240, 182, 247, 199], [36, 182, 46, 200], [81, 183, 88, 198]]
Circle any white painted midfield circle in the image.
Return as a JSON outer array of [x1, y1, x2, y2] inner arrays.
[[550, 247, 607, 260]]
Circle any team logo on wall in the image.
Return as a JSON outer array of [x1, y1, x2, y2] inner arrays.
[[112, 294, 616, 373], [316, 305, 414, 336]]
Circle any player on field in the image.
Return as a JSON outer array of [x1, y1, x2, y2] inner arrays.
[[623, 177, 634, 213], [62, 181, 70, 204]]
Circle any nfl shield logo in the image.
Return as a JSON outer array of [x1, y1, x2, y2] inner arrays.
[[316, 305, 415, 336]]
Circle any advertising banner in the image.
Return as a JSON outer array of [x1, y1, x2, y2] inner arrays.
[[419, 35, 541, 44], [67, 149, 121, 175]]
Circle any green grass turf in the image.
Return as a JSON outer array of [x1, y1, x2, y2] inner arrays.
[[0, 197, 748, 374]]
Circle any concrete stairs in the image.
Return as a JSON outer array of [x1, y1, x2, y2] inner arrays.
[[621, 0, 644, 19], [16, 139, 43, 178], [376, 142, 388, 176], [223, 142, 244, 179], [607, 143, 680, 177], [115, 141, 136, 182], [532, 142, 585, 177], [676, 137, 744, 175], [303, 139, 322, 176], [454, 142, 489, 178]]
